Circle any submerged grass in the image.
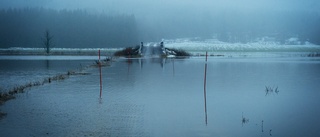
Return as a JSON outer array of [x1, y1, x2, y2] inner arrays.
[[265, 86, 279, 96], [0, 59, 112, 119], [306, 52, 320, 57], [241, 112, 249, 126]]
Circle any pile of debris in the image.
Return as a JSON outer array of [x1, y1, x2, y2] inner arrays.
[[114, 42, 191, 57]]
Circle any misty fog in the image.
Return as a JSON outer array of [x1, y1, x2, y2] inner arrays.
[[0, 0, 319, 48]]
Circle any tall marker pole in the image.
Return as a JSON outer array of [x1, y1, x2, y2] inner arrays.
[[204, 51, 208, 125], [99, 49, 101, 60], [99, 49, 102, 99]]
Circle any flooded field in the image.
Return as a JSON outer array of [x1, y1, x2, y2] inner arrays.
[[0, 56, 97, 93], [1, 55, 320, 137]]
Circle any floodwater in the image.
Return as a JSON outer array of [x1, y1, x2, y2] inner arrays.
[[1, 55, 320, 137], [0, 56, 96, 93]]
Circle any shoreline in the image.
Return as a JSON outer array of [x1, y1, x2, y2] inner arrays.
[[1, 51, 320, 58]]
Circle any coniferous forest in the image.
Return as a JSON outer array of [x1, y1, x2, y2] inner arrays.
[[0, 8, 320, 48], [0, 8, 138, 48]]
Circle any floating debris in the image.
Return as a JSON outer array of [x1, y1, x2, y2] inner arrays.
[[93, 61, 111, 67], [265, 86, 280, 96], [242, 112, 249, 126]]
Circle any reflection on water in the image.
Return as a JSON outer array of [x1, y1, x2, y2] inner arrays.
[[45, 60, 50, 69], [1, 57, 320, 136], [262, 120, 264, 133]]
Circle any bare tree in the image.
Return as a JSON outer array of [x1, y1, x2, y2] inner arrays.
[[42, 30, 54, 54]]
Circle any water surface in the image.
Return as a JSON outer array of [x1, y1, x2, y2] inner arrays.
[[1, 56, 320, 137]]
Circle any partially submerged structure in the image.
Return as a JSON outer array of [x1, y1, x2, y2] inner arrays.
[[114, 42, 191, 57]]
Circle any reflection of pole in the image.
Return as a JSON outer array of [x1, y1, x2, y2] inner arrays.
[[127, 59, 130, 75], [99, 50, 102, 99], [46, 60, 50, 69], [172, 58, 175, 76], [204, 51, 208, 125], [262, 120, 264, 132], [127, 59, 132, 77]]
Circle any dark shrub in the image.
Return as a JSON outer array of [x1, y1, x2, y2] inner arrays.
[[114, 46, 140, 57]]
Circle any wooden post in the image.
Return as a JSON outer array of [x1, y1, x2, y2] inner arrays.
[[204, 51, 208, 125], [98, 49, 101, 60], [99, 50, 102, 99]]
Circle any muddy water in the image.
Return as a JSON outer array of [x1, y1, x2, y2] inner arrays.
[[1, 56, 320, 137]]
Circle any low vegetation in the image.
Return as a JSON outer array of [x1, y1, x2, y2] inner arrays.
[[0, 60, 112, 120], [306, 53, 320, 57], [241, 112, 249, 126], [113, 46, 191, 57], [265, 86, 279, 96], [113, 46, 141, 57], [167, 48, 192, 56]]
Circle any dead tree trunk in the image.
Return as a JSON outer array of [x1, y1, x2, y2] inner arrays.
[[42, 30, 54, 54]]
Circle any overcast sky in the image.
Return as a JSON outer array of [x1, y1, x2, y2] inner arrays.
[[1, 0, 319, 15]]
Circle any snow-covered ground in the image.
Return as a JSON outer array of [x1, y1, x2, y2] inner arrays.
[[163, 38, 320, 56], [1, 37, 319, 57], [0, 47, 119, 56]]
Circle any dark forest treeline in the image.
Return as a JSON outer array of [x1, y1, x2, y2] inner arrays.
[[0, 8, 139, 48], [0, 8, 320, 48]]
